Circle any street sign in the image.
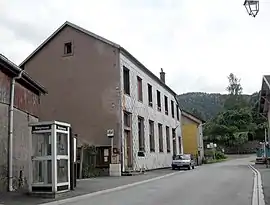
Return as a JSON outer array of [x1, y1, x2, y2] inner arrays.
[[107, 129, 114, 138], [32, 124, 51, 132]]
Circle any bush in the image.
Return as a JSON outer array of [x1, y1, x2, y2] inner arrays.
[[215, 151, 227, 160], [202, 157, 208, 164], [204, 149, 214, 158]]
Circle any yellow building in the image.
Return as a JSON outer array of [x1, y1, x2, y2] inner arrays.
[[181, 110, 204, 165]]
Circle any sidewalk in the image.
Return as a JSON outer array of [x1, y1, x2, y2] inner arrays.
[[0, 169, 176, 205], [255, 164, 270, 204]]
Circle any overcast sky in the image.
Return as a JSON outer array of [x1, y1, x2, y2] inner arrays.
[[1, 0, 270, 94]]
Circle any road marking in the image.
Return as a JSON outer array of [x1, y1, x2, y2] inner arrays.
[[41, 171, 182, 205], [248, 164, 265, 205]]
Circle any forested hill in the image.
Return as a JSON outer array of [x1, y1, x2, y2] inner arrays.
[[177, 92, 253, 121]]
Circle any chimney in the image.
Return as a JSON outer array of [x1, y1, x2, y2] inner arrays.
[[160, 68, 165, 83]]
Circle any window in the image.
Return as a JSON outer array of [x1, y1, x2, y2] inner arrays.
[[124, 111, 131, 128], [148, 84, 153, 107], [164, 96, 168, 115], [137, 76, 143, 101], [138, 116, 145, 151], [157, 90, 161, 111], [64, 42, 72, 55], [95, 147, 110, 167], [176, 105, 180, 120], [158, 123, 163, 152], [57, 133, 68, 155], [172, 128, 176, 139], [172, 128, 176, 155], [149, 120, 155, 152], [174, 154, 190, 160], [178, 137, 182, 154], [171, 100, 175, 118], [123, 67, 130, 95], [166, 126, 170, 153]]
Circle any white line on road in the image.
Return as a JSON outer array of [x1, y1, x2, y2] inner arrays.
[[41, 171, 183, 205], [248, 164, 265, 205]]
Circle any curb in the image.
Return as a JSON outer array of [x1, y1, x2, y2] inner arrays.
[[248, 164, 265, 205], [41, 171, 182, 205]]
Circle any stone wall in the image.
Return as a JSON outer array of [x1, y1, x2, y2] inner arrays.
[[0, 103, 38, 191], [224, 140, 259, 154]]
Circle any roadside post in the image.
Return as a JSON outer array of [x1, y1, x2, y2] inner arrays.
[[107, 129, 121, 176]]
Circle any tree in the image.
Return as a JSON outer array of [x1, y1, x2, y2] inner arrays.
[[190, 107, 204, 121], [226, 73, 243, 95], [224, 73, 247, 110], [204, 108, 253, 147], [204, 73, 264, 150]]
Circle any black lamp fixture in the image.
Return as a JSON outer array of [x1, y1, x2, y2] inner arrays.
[[244, 0, 259, 17]]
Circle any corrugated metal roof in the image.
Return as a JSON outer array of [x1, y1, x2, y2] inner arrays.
[[0, 54, 47, 94]]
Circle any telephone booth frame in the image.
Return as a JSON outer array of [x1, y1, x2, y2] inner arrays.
[[29, 121, 71, 195]]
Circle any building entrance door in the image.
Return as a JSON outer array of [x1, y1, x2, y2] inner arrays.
[[124, 130, 132, 170]]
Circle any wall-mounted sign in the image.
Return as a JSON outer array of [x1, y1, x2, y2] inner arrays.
[[104, 156, 108, 162], [32, 124, 52, 132], [56, 125, 68, 131], [104, 149, 109, 157], [138, 151, 145, 157], [107, 129, 114, 138]]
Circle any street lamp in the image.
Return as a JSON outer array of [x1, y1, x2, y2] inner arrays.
[[244, 0, 259, 17]]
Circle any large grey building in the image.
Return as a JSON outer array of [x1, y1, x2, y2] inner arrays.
[[20, 21, 183, 172]]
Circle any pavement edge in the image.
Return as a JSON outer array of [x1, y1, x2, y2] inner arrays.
[[249, 164, 265, 205], [41, 171, 181, 205]]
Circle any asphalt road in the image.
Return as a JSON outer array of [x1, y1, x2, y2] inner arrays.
[[56, 157, 254, 205]]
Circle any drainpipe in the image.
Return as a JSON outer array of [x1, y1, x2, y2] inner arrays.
[[8, 69, 24, 192]]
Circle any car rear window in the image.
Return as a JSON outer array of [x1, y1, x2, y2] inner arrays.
[[173, 154, 190, 160]]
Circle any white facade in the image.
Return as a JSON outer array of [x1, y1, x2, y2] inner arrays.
[[120, 53, 182, 171]]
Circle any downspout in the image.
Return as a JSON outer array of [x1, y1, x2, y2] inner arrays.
[[8, 69, 24, 192], [174, 97, 182, 155], [118, 49, 124, 173]]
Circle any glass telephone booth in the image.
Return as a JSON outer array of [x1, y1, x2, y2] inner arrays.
[[29, 121, 71, 194]]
